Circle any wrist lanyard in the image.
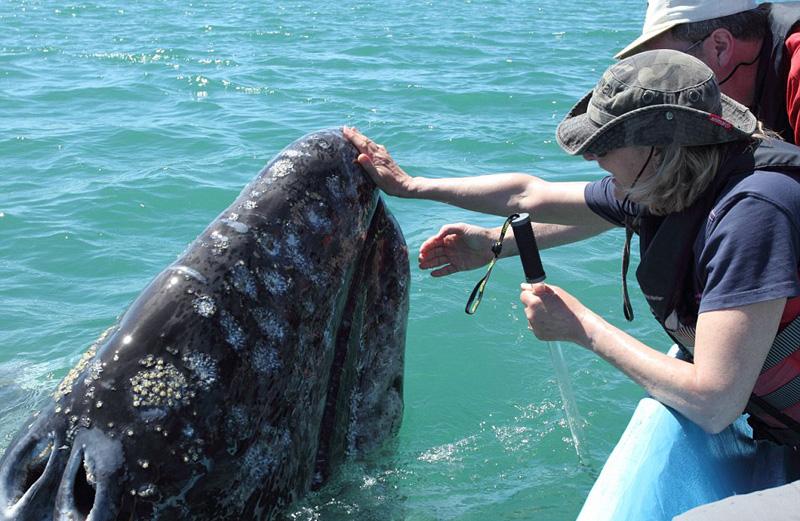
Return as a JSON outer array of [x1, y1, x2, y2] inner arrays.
[[465, 214, 518, 315]]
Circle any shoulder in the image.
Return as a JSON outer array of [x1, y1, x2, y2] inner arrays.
[[715, 170, 800, 222], [584, 176, 637, 227]]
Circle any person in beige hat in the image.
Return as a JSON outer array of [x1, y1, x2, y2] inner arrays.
[[345, 50, 800, 444], [619, 0, 800, 144]]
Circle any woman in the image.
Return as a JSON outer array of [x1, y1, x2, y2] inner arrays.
[[344, 49, 800, 444]]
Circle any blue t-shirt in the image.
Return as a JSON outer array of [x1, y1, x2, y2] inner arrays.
[[585, 173, 800, 314]]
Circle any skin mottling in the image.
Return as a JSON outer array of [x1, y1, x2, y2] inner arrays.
[[182, 352, 218, 390], [229, 261, 258, 300], [251, 308, 286, 341], [326, 176, 344, 200], [256, 234, 281, 257], [305, 206, 331, 232], [225, 406, 255, 454], [251, 341, 282, 374], [219, 310, 246, 351], [210, 230, 230, 254], [221, 440, 278, 509], [257, 268, 289, 295], [347, 389, 363, 456]]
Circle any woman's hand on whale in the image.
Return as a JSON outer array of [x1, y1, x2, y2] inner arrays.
[[418, 223, 496, 277], [343, 126, 417, 197]]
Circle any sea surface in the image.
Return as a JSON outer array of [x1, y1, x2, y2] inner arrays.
[[1, 1, 684, 519]]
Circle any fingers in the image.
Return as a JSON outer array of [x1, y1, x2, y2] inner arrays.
[[519, 289, 542, 307], [419, 224, 463, 255], [356, 153, 378, 175], [342, 126, 368, 148], [419, 235, 443, 255], [430, 264, 458, 277], [342, 126, 371, 152], [343, 126, 383, 155], [418, 236, 451, 268], [418, 249, 451, 269], [520, 282, 554, 296], [421, 224, 466, 248]]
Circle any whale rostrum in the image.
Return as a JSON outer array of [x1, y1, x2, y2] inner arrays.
[[0, 129, 410, 520]]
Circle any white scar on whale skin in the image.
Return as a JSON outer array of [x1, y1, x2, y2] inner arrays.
[[221, 219, 249, 234], [169, 265, 208, 285]]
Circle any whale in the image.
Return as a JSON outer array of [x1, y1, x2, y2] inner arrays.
[[0, 129, 409, 520]]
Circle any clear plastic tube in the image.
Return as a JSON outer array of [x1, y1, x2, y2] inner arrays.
[[549, 341, 587, 463]]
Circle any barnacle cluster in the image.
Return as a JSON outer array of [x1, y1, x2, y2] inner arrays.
[[130, 355, 194, 409], [53, 344, 98, 401]]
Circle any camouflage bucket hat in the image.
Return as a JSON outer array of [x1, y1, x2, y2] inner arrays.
[[556, 50, 757, 156]]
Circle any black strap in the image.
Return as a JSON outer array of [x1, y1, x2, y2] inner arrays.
[[746, 394, 800, 446], [465, 214, 518, 315], [619, 146, 654, 322], [622, 219, 635, 322]]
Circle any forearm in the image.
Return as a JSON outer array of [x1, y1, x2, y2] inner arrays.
[[579, 298, 787, 434], [490, 220, 613, 258], [407, 174, 593, 224], [533, 221, 613, 249], [579, 312, 725, 431]]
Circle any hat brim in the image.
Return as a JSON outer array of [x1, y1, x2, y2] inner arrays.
[[614, 21, 680, 60], [556, 90, 757, 156]]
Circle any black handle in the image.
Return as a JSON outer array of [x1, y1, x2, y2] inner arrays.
[[511, 213, 546, 283]]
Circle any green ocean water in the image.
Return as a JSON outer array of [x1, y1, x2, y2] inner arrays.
[[1, 1, 681, 519]]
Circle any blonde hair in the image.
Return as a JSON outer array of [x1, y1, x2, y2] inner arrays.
[[625, 125, 775, 215]]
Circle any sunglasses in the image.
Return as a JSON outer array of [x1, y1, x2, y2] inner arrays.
[[683, 33, 712, 54]]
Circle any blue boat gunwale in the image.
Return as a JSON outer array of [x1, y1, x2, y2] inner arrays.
[[577, 347, 800, 521]]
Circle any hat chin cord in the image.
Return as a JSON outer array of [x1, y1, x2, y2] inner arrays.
[[621, 146, 655, 321], [620, 146, 655, 208]]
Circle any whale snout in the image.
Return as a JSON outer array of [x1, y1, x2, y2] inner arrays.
[[0, 420, 123, 521]]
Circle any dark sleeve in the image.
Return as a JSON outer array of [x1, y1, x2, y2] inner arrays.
[[697, 196, 800, 313], [583, 176, 640, 227]]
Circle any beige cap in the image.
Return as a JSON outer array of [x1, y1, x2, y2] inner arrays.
[[615, 0, 759, 59]]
